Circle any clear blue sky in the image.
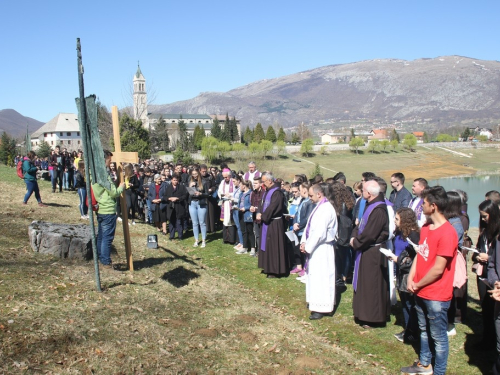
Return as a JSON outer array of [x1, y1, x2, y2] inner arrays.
[[1, 0, 499, 123]]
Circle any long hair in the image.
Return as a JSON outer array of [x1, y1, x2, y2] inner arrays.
[[326, 181, 355, 213], [124, 164, 134, 179], [479, 200, 500, 243], [78, 160, 85, 176], [190, 169, 203, 190], [444, 191, 462, 219], [396, 207, 419, 240]]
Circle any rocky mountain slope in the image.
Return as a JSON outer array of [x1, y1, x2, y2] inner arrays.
[[0, 109, 44, 138], [151, 56, 500, 127]]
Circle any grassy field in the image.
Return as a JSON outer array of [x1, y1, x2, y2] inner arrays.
[[231, 145, 500, 187], [0, 146, 498, 374]]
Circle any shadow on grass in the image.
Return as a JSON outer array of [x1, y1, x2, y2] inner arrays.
[[161, 266, 200, 288], [42, 202, 72, 208]]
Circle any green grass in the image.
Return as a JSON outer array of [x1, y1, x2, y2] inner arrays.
[[1, 151, 498, 374]]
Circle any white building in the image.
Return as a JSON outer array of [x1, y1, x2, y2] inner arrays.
[[31, 113, 82, 151], [134, 65, 241, 143]]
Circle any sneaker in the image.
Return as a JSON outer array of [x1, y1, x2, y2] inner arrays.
[[81, 215, 86, 220], [447, 327, 456, 336], [22, 202, 27, 205], [400, 361, 433, 374], [233, 243, 243, 250], [394, 331, 405, 342], [249, 249, 256, 256], [117, 217, 123, 222], [200, 241, 206, 248], [236, 248, 247, 254], [290, 267, 303, 274], [298, 269, 306, 277], [38, 203, 47, 207], [131, 221, 136, 226], [193, 241, 199, 247]]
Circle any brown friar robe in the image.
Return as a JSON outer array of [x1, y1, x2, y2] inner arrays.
[[257, 184, 291, 275], [351, 194, 390, 324], [202, 172, 217, 233]]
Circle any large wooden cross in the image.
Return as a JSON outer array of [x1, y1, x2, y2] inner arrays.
[[111, 106, 138, 271]]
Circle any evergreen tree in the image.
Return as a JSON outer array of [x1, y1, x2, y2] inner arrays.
[[152, 116, 169, 152], [177, 115, 188, 149], [194, 125, 206, 150], [211, 116, 222, 140], [120, 113, 151, 160], [37, 141, 52, 158], [390, 128, 400, 142], [243, 126, 253, 145], [350, 128, 356, 138], [265, 126, 277, 143], [461, 127, 471, 141], [229, 116, 239, 142], [291, 132, 300, 144], [277, 127, 286, 142], [253, 123, 265, 143], [0, 132, 17, 165]]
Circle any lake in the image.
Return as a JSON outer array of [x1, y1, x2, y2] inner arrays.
[[429, 175, 500, 227]]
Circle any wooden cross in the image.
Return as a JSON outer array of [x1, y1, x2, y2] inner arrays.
[[111, 106, 138, 271]]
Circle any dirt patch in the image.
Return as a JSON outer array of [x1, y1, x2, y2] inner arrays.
[[167, 319, 188, 327], [235, 314, 258, 323], [294, 356, 323, 369], [194, 328, 218, 337], [239, 332, 257, 343]]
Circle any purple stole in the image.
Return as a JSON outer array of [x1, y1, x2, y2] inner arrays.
[[352, 200, 385, 292], [244, 170, 261, 181], [260, 186, 279, 252], [410, 197, 424, 220]]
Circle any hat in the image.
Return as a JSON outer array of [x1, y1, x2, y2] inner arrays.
[[154, 174, 161, 180]]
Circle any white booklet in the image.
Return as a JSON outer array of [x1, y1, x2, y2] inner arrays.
[[461, 246, 480, 254], [285, 230, 299, 246], [379, 248, 394, 258]]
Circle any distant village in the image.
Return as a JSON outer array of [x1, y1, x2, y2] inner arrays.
[[25, 65, 498, 152]]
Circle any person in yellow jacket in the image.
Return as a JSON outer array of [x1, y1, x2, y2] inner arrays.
[[92, 150, 125, 268]]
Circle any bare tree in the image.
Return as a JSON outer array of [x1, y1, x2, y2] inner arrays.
[[296, 122, 312, 141]]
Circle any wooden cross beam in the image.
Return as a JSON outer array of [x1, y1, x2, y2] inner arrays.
[[111, 106, 138, 271]]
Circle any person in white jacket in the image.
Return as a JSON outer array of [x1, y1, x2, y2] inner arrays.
[[300, 183, 338, 320]]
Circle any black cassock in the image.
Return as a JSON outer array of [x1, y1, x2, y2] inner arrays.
[[258, 185, 291, 275], [351, 194, 390, 325]]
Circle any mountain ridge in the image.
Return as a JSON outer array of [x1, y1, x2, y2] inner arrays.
[[0, 109, 44, 138], [151, 55, 500, 128]]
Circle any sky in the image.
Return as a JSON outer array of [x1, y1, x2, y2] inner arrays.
[[1, 0, 499, 123]]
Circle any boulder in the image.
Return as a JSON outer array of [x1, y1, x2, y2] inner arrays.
[[28, 221, 92, 260]]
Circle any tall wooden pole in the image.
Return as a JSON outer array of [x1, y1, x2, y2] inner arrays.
[[112, 106, 134, 271]]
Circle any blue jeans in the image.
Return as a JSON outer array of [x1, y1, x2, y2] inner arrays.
[[24, 180, 42, 203], [78, 188, 88, 216], [415, 296, 450, 375], [146, 199, 153, 222], [400, 291, 418, 335], [189, 200, 207, 241], [96, 213, 117, 265], [63, 171, 69, 189], [233, 210, 244, 244]]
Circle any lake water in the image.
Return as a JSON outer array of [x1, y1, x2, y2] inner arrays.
[[429, 175, 500, 227]]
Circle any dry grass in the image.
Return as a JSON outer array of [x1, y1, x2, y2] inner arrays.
[[1, 166, 383, 374]]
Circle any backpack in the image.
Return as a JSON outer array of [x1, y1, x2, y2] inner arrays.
[[17, 160, 24, 179], [336, 203, 353, 247], [453, 249, 467, 288]]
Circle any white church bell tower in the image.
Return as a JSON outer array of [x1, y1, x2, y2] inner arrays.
[[133, 63, 148, 128]]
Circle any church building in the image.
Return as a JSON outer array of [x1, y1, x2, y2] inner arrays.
[[132, 65, 240, 144]]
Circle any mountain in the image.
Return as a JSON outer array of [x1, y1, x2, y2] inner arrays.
[[151, 56, 500, 128], [0, 109, 44, 138]]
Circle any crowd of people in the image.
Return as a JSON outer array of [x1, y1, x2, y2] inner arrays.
[[18, 149, 500, 375]]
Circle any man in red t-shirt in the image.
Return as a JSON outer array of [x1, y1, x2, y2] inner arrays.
[[401, 186, 457, 375]]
